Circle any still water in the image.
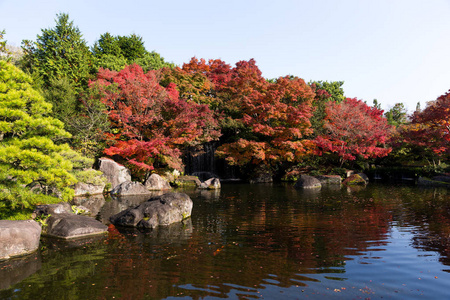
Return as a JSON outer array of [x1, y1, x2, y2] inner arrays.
[[1, 183, 450, 299]]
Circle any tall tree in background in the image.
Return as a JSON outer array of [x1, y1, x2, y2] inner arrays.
[[385, 103, 408, 126], [21, 13, 93, 90], [92, 33, 174, 72], [308, 80, 345, 137], [315, 98, 392, 166]]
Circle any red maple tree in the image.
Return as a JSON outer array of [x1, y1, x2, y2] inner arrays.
[[89, 64, 220, 175], [315, 97, 392, 166]]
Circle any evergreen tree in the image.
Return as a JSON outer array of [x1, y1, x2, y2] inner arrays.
[[0, 61, 77, 219]]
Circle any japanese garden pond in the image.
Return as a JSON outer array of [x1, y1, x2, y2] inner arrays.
[[1, 182, 450, 299]]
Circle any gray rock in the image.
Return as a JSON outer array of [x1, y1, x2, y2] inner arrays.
[[199, 177, 221, 190], [73, 182, 105, 196], [0, 220, 41, 260], [110, 192, 193, 229], [33, 202, 72, 218], [98, 158, 131, 190], [110, 181, 150, 196], [145, 173, 172, 191], [43, 213, 108, 239], [72, 194, 106, 218], [294, 175, 322, 189]]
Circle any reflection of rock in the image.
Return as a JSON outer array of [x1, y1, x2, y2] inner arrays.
[[110, 181, 150, 196], [145, 174, 172, 191], [41, 234, 107, 250], [117, 218, 193, 244], [0, 252, 41, 290], [0, 220, 41, 261], [199, 177, 221, 190], [198, 189, 221, 201], [110, 193, 193, 229], [44, 213, 108, 239], [294, 175, 322, 189], [72, 194, 106, 217], [98, 158, 131, 190]]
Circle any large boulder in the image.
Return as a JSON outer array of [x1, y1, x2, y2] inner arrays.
[[294, 175, 322, 189], [98, 158, 131, 190], [110, 181, 150, 196], [110, 192, 193, 229], [43, 213, 108, 239], [145, 173, 172, 191], [199, 177, 221, 190], [0, 220, 41, 260]]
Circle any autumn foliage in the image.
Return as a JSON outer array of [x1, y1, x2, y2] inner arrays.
[[90, 64, 220, 174], [315, 98, 392, 165], [398, 90, 450, 158]]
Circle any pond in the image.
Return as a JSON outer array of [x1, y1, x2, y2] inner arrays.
[[1, 183, 450, 299]]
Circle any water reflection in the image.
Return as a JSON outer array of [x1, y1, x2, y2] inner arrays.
[[0, 252, 41, 290], [2, 184, 450, 299]]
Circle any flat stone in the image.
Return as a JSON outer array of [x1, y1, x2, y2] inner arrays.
[[43, 213, 108, 239], [0, 220, 41, 261]]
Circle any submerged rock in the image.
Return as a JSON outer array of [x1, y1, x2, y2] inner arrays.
[[109, 192, 193, 229], [0, 220, 41, 260], [294, 175, 322, 189]]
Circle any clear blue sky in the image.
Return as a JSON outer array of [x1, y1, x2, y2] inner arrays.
[[1, 0, 450, 113]]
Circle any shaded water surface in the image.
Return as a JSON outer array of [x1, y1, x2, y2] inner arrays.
[[1, 183, 450, 299]]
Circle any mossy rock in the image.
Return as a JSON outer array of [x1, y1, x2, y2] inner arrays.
[[173, 176, 201, 188], [343, 174, 367, 186]]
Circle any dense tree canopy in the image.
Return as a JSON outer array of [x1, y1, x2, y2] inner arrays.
[[399, 91, 450, 159], [91, 64, 220, 176]]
